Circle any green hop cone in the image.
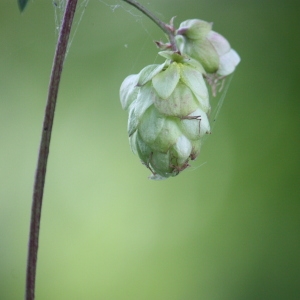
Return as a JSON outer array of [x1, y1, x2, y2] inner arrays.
[[120, 51, 211, 180], [176, 19, 241, 76]]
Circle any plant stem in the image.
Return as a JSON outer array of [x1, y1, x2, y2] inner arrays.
[[122, 0, 177, 51], [25, 1, 78, 299], [25, 0, 177, 299]]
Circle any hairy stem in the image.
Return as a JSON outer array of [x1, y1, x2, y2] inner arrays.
[[25, 1, 78, 299], [122, 0, 177, 51]]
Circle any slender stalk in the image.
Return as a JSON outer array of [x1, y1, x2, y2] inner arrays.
[[122, 0, 177, 51], [25, 1, 78, 299], [25, 0, 177, 299]]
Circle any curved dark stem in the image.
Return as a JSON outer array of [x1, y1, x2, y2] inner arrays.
[[25, 1, 78, 299], [122, 0, 178, 51]]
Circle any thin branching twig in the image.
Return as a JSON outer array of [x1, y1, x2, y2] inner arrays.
[[122, 0, 177, 50]]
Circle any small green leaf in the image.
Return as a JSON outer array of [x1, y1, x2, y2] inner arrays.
[[119, 74, 139, 110], [180, 65, 210, 112], [138, 63, 166, 86], [152, 62, 180, 99], [127, 102, 138, 137], [18, 0, 30, 12], [134, 83, 155, 120]]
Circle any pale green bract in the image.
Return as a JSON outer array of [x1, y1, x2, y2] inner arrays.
[[176, 19, 241, 76], [120, 51, 211, 180]]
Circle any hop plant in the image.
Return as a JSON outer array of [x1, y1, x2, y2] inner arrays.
[[120, 18, 240, 180], [120, 51, 211, 180]]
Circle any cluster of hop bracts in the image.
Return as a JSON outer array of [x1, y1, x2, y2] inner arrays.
[[120, 19, 240, 180]]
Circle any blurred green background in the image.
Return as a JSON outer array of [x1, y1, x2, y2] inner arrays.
[[1, 0, 299, 299]]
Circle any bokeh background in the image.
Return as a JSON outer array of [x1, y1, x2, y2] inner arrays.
[[1, 0, 299, 299]]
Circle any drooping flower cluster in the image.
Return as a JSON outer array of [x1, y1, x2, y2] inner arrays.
[[120, 19, 240, 180]]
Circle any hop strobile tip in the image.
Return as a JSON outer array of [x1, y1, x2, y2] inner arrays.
[[176, 19, 241, 76]]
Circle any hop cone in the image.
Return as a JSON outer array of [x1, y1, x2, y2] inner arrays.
[[176, 19, 241, 76], [120, 51, 211, 180]]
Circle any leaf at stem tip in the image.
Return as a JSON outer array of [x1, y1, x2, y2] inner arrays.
[[18, 0, 30, 12]]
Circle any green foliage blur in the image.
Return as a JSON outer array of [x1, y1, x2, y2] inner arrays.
[[1, 0, 299, 299], [18, 0, 29, 12]]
